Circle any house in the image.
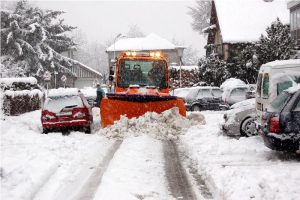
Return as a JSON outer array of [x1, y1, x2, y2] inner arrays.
[[106, 33, 185, 70], [288, 0, 300, 46], [61, 50, 102, 89], [204, 0, 289, 60]]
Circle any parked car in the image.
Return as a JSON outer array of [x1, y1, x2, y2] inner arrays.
[[41, 88, 93, 135], [222, 85, 249, 106], [261, 85, 300, 152], [171, 87, 191, 100], [256, 59, 300, 126], [185, 86, 224, 111], [222, 98, 257, 137]]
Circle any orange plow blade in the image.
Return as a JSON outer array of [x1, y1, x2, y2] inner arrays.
[[100, 94, 186, 128]]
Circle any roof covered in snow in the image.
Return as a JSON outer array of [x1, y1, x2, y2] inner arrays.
[[214, 0, 289, 43], [0, 77, 37, 85], [106, 33, 181, 52]]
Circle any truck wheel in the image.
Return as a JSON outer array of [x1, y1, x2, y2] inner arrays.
[[192, 105, 201, 112], [241, 118, 257, 137]]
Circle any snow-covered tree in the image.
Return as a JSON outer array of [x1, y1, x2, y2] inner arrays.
[[1, 0, 76, 81], [188, 0, 212, 34], [256, 18, 295, 65], [198, 55, 228, 86]]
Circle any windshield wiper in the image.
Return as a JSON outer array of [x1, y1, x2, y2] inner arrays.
[[64, 105, 77, 109]]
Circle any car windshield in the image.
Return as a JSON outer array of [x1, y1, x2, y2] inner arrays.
[[231, 88, 247, 97], [44, 95, 83, 113], [197, 89, 212, 98], [212, 89, 222, 98], [118, 59, 167, 88], [269, 91, 291, 112]]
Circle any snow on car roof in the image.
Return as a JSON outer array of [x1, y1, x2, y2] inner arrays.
[[230, 98, 256, 110], [214, 0, 289, 43], [47, 88, 79, 97], [0, 77, 37, 85], [220, 78, 246, 89], [285, 84, 300, 94]]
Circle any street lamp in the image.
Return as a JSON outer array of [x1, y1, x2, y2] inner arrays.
[[176, 47, 184, 88]]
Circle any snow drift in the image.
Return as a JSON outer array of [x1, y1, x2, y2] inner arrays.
[[98, 108, 205, 140]]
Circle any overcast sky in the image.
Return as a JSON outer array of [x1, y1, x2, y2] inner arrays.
[[34, 0, 207, 56]]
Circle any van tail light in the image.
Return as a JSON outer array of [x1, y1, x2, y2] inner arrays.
[[269, 116, 281, 133]]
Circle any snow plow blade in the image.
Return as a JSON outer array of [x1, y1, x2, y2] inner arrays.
[[100, 93, 186, 127]]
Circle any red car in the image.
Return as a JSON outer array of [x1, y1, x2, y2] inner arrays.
[[41, 88, 93, 135]]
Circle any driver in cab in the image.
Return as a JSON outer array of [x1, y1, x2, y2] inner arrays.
[[147, 61, 165, 86]]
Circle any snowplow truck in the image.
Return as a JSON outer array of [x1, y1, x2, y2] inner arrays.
[[100, 51, 186, 127]]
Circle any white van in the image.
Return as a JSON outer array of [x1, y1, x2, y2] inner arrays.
[[256, 59, 300, 123]]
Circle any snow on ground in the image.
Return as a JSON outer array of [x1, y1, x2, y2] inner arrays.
[[0, 110, 114, 200], [180, 111, 300, 200], [94, 135, 173, 200], [1, 106, 299, 200]]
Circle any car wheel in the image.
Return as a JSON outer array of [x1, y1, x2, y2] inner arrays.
[[62, 129, 70, 136], [42, 128, 48, 134], [84, 125, 92, 134], [241, 118, 257, 137], [192, 105, 201, 112]]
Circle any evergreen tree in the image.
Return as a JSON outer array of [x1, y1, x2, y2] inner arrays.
[[1, 0, 76, 81], [198, 55, 228, 86], [256, 18, 295, 65]]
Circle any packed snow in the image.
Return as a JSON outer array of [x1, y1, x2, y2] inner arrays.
[[98, 107, 205, 140]]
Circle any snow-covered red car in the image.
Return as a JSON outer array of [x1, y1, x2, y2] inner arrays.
[[41, 88, 93, 134]]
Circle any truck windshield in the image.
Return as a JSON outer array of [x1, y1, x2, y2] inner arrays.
[[118, 59, 167, 88]]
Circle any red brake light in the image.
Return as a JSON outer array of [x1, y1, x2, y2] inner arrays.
[[269, 116, 281, 133]]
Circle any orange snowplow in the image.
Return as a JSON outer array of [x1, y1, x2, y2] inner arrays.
[[101, 51, 186, 127]]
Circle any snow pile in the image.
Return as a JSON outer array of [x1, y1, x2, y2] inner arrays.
[[220, 78, 246, 90], [98, 108, 205, 140], [47, 87, 79, 97], [170, 65, 198, 71]]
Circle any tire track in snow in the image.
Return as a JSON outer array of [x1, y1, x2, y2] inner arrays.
[[163, 140, 197, 200], [73, 140, 122, 200]]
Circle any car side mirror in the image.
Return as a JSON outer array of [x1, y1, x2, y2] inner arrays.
[[109, 75, 114, 82]]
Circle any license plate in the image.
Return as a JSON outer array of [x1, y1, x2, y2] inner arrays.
[[57, 112, 72, 116]]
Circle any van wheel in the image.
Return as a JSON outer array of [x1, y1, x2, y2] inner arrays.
[[241, 118, 257, 137], [192, 105, 201, 112]]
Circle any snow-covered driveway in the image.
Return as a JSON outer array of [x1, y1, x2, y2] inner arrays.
[[1, 109, 299, 200]]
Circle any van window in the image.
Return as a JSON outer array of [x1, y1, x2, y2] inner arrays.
[[293, 98, 300, 112], [277, 81, 293, 95], [262, 74, 269, 98], [257, 74, 263, 97]]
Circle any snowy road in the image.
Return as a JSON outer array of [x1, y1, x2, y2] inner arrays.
[[1, 109, 300, 200]]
